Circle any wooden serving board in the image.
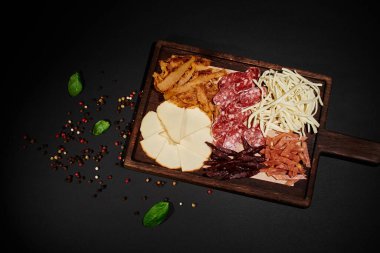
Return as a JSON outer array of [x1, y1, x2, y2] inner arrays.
[[124, 40, 380, 208]]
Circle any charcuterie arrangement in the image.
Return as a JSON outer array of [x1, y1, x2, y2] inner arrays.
[[140, 55, 323, 186]]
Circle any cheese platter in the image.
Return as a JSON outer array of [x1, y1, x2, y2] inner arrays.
[[124, 40, 380, 208]]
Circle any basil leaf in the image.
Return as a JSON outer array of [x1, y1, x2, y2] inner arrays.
[[68, 72, 83, 96], [92, 120, 110, 136], [143, 201, 170, 228]]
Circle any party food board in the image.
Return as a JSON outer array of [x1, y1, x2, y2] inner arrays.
[[124, 41, 380, 208]]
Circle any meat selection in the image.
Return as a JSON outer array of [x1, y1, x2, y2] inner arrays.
[[212, 67, 264, 152]]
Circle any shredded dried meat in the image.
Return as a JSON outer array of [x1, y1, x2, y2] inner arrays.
[[260, 132, 311, 185]]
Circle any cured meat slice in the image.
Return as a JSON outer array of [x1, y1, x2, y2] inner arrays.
[[211, 115, 233, 140], [213, 84, 236, 108], [232, 73, 252, 93], [222, 125, 245, 152], [243, 126, 265, 147], [246, 67, 260, 82], [224, 101, 242, 115], [238, 87, 261, 107], [225, 109, 251, 124], [217, 75, 229, 90]]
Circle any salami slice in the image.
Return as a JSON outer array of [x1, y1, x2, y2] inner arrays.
[[225, 108, 251, 123], [243, 126, 265, 147], [224, 101, 242, 115], [233, 76, 252, 93], [246, 67, 260, 81], [212, 115, 234, 140], [238, 87, 261, 107], [213, 84, 237, 108], [217, 76, 229, 89], [222, 125, 246, 152]]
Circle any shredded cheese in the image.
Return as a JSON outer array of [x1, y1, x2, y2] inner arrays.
[[245, 68, 323, 137]]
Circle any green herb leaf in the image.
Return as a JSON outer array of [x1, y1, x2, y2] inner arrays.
[[92, 120, 111, 136], [68, 72, 83, 96], [143, 201, 170, 228]]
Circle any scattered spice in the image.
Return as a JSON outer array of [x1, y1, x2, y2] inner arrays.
[[155, 180, 165, 187], [22, 76, 181, 225]]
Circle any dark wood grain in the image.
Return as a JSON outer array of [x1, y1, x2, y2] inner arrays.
[[317, 129, 380, 164], [123, 40, 378, 208]]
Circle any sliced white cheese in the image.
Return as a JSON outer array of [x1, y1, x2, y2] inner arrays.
[[140, 133, 168, 159], [178, 145, 205, 172], [159, 131, 175, 144], [181, 106, 211, 138], [140, 111, 164, 139], [180, 127, 212, 158], [156, 101, 185, 143], [155, 142, 181, 169]]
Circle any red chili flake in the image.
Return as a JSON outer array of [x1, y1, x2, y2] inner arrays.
[[74, 172, 81, 178], [114, 141, 120, 146], [107, 175, 113, 180], [55, 133, 60, 138], [81, 118, 88, 123], [79, 138, 87, 144], [79, 101, 84, 106], [124, 178, 131, 184], [117, 156, 122, 160], [207, 189, 213, 195]]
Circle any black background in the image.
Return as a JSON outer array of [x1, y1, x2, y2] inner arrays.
[[3, 1, 380, 252]]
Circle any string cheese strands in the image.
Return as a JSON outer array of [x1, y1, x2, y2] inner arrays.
[[244, 68, 323, 137]]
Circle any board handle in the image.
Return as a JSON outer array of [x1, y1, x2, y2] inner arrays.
[[317, 129, 380, 165]]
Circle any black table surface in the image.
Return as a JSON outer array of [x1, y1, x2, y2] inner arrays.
[[3, 1, 380, 252]]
